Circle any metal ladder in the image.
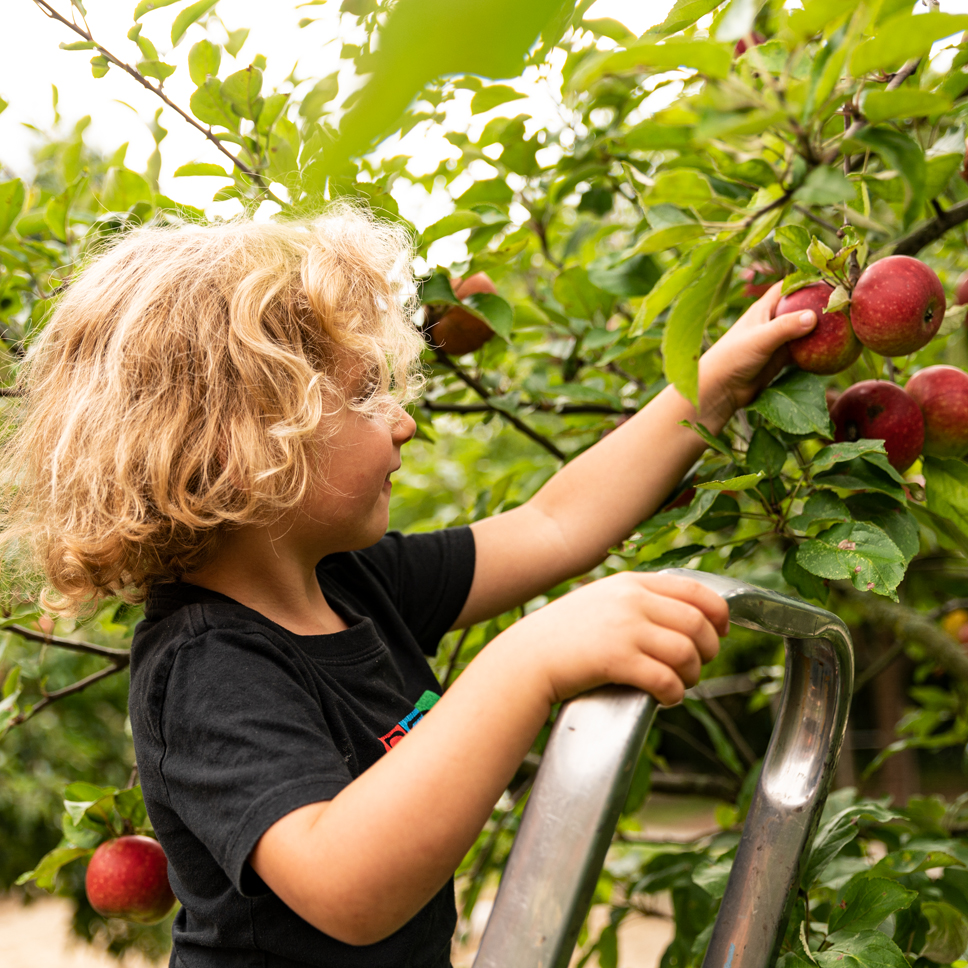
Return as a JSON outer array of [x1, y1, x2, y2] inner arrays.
[[472, 569, 854, 968]]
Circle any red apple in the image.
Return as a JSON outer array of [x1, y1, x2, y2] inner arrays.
[[735, 31, 766, 55], [955, 271, 968, 307], [776, 282, 862, 374], [830, 379, 925, 471], [850, 256, 945, 357], [905, 365, 968, 458], [85, 835, 176, 924], [429, 273, 497, 356], [741, 262, 779, 298]]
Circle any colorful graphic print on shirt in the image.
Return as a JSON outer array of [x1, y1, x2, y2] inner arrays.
[[378, 690, 440, 751]]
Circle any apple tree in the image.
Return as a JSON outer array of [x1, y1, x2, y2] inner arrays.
[[6, 0, 968, 963]]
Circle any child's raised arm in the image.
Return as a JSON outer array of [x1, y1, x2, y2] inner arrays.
[[249, 570, 728, 945], [452, 284, 817, 628]]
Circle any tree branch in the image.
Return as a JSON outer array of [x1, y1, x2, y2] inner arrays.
[[433, 351, 567, 461], [8, 659, 128, 728], [891, 199, 968, 256], [8, 624, 130, 660], [422, 400, 637, 416], [31, 0, 281, 203], [838, 588, 968, 681]]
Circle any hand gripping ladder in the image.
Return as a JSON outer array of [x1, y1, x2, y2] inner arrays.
[[472, 569, 854, 968]]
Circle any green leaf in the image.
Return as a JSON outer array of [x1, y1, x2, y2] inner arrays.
[[221, 66, 262, 120], [624, 120, 694, 151], [99, 167, 153, 212], [803, 803, 902, 888], [171, 0, 219, 46], [420, 272, 460, 305], [0, 179, 26, 236], [692, 846, 737, 899], [812, 439, 888, 468], [188, 39, 221, 86], [696, 472, 763, 491], [807, 236, 835, 271], [863, 89, 952, 124], [224, 26, 249, 58], [683, 698, 744, 775], [646, 169, 713, 206], [630, 241, 717, 335], [783, 544, 830, 603], [90, 55, 110, 78], [637, 543, 708, 571], [553, 266, 612, 321], [775, 224, 813, 272], [716, 0, 758, 43], [456, 178, 514, 208], [815, 930, 910, 968], [587, 254, 661, 297], [571, 39, 733, 89], [15, 846, 93, 892], [850, 12, 968, 76], [421, 211, 483, 245], [847, 126, 926, 229], [174, 162, 230, 177], [845, 496, 919, 563], [795, 166, 854, 206], [462, 292, 514, 342], [299, 71, 339, 122], [60, 40, 96, 51], [2, 665, 20, 699], [190, 79, 239, 130], [828, 875, 917, 934], [662, 245, 737, 407], [633, 223, 706, 255], [649, 0, 724, 36], [746, 428, 787, 478], [134, 0, 181, 19], [471, 84, 527, 114], [924, 457, 968, 545], [790, 491, 851, 532], [920, 901, 968, 963], [747, 370, 833, 437], [814, 458, 907, 503], [788, 0, 862, 40], [695, 493, 740, 532], [138, 59, 177, 81], [796, 521, 906, 598], [582, 17, 637, 45]]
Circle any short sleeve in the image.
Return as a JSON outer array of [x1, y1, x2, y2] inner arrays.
[[353, 527, 475, 654], [158, 630, 352, 896]]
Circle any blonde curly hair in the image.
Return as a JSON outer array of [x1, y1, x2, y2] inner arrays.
[[0, 207, 425, 613]]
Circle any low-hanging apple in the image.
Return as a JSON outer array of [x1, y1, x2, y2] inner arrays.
[[904, 365, 968, 458], [830, 379, 925, 471], [775, 282, 861, 374], [428, 273, 497, 356], [85, 835, 176, 924], [850, 256, 945, 357]]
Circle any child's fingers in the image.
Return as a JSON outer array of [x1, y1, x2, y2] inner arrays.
[[638, 594, 722, 665], [634, 624, 704, 688], [626, 653, 688, 706], [636, 572, 730, 638]]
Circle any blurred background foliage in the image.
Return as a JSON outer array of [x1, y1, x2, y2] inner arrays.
[[7, 0, 968, 963]]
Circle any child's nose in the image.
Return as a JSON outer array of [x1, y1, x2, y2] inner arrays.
[[392, 406, 417, 445]]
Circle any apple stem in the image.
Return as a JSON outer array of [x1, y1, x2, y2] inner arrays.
[[885, 358, 896, 383]]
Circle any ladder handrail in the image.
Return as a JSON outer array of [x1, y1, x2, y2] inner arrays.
[[472, 569, 854, 968]]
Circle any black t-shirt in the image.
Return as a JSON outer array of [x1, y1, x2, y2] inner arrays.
[[128, 527, 476, 968]]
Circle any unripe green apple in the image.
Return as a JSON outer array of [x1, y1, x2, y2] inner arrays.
[[850, 256, 945, 357], [776, 282, 861, 374], [830, 379, 925, 471], [905, 365, 968, 458], [85, 835, 176, 925]]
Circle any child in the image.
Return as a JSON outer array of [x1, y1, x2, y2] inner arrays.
[[3, 208, 816, 967]]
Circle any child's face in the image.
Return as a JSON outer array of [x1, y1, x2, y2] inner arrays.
[[296, 385, 416, 555]]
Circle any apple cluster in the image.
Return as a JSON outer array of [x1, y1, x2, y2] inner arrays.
[[757, 254, 968, 472]]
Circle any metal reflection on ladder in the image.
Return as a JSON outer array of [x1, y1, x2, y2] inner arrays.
[[472, 569, 854, 968]]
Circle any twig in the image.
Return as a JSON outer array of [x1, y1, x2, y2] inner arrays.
[[794, 205, 840, 235], [704, 695, 757, 767], [742, 189, 792, 228], [853, 637, 907, 694], [422, 400, 637, 416], [892, 199, 968, 256], [8, 624, 130, 660], [434, 351, 567, 461], [823, 60, 921, 165], [8, 659, 128, 727], [31, 0, 280, 203]]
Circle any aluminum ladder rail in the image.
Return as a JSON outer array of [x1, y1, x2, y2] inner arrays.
[[472, 569, 854, 968]]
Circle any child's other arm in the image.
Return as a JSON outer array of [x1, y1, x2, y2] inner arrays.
[[249, 571, 728, 945], [452, 285, 817, 628]]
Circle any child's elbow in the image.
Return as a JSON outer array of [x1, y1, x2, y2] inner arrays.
[[309, 906, 407, 947]]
